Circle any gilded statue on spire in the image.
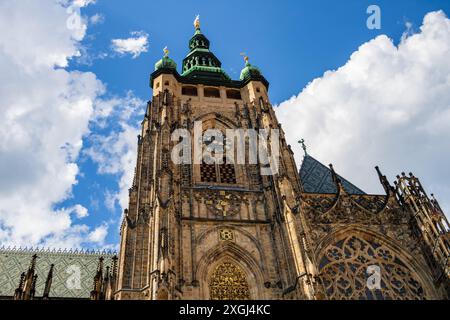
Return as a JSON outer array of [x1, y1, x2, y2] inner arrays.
[[194, 14, 200, 29], [240, 52, 249, 64], [163, 46, 169, 57]]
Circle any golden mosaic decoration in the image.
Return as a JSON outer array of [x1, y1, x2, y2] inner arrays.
[[209, 261, 250, 300]]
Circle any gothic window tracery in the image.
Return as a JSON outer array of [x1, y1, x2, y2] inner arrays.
[[209, 261, 250, 300], [201, 157, 237, 183], [319, 235, 426, 300], [200, 130, 237, 184]]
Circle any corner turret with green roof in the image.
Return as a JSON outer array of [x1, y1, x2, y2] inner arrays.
[[154, 46, 177, 71], [239, 55, 267, 86]]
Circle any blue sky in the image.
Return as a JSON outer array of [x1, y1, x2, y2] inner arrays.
[[1, 0, 449, 249], [76, 0, 449, 103]]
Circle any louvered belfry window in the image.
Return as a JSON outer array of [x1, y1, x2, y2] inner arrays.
[[200, 131, 236, 184], [200, 157, 236, 184]]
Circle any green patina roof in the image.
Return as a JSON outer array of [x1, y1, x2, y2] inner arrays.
[[155, 55, 177, 71], [0, 248, 116, 299], [181, 26, 230, 80], [149, 21, 269, 89], [240, 61, 263, 81], [182, 65, 231, 80]]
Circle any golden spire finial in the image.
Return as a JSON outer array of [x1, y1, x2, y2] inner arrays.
[[194, 14, 200, 29], [240, 52, 249, 64], [163, 46, 169, 57]]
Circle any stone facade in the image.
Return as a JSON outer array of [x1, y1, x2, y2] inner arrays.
[[114, 65, 313, 300]]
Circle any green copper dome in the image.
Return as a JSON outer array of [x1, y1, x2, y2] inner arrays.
[[155, 55, 177, 71], [240, 60, 262, 81]]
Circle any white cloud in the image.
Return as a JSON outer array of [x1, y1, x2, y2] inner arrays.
[[85, 92, 144, 212], [276, 11, 450, 216], [88, 223, 108, 244], [0, 0, 111, 248], [71, 204, 89, 219], [111, 31, 149, 58], [0, 1, 87, 70], [89, 13, 105, 25], [72, 0, 96, 7], [104, 189, 117, 212]]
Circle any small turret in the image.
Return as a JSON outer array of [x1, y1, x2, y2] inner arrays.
[[239, 55, 269, 88], [154, 46, 177, 71], [90, 257, 104, 300], [14, 254, 38, 300], [395, 172, 450, 295], [13, 272, 26, 300]]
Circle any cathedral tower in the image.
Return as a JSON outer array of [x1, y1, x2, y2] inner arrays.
[[114, 17, 319, 300]]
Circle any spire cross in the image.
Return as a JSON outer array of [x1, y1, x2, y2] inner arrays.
[[298, 138, 307, 155]]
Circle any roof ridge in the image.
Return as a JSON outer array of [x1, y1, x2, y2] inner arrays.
[[0, 245, 117, 256]]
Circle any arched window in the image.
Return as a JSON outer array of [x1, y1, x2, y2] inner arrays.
[[204, 87, 221, 98], [319, 235, 426, 300], [209, 261, 250, 300]]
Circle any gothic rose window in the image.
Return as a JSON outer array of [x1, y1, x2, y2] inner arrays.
[[209, 261, 250, 300], [319, 235, 426, 300]]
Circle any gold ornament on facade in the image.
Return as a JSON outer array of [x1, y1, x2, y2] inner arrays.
[[219, 229, 234, 241], [203, 191, 241, 217], [209, 261, 250, 300]]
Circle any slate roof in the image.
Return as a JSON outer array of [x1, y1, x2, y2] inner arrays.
[[299, 154, 365, 195], [0, 247, 116, 299]]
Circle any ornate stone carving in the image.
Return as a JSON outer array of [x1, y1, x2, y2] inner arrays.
[[157, 170, 172, 208], [302, 193, 405, 226], [203, 191, 241, 217], [219, 229, 234, 241]]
